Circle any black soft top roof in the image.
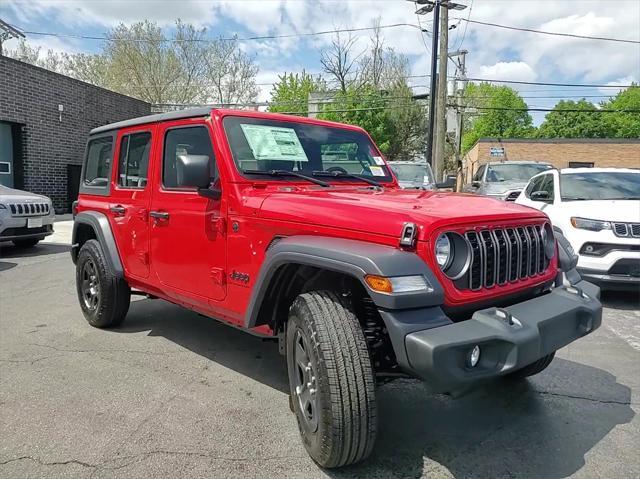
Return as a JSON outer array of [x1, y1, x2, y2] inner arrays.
[[90, 107, 212, 135]]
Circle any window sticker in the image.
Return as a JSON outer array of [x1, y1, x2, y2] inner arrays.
[[240, 124, 309, 162], [372, 156, 385, 166], [370, 166, 385, 176]]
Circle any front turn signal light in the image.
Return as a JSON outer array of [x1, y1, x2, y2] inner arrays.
[[364, 275, 433, 294], [364, 275, 393, 294]]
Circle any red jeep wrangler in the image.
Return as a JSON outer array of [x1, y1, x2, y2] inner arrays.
[[72, 108, 602, 468]]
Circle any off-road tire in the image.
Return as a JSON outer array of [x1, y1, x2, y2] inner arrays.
[[510, 352, 555, 379], [76, 239, 130, 328], [286, 290, 377, 469], [12, 238, 40, 248]]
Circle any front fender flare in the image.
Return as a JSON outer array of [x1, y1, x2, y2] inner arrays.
[[244, 236, 444, 329]]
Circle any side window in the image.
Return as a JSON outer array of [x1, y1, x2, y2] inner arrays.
[[118, 132, 151, 188], [540, 174, 555, 200], [163, 126, 216, 189], [473, 165, 486, 182], [525, 175, 543, 197], [83, 136, 113, 188]]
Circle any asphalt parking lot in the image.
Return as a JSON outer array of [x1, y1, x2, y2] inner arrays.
[[1, 239, 639, 478]]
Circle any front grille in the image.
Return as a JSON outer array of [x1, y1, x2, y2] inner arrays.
[[613, 222, 640, 238], [505, 190, 521, 201], [464, 224, 549, 291], [7, 202, 50, 217]]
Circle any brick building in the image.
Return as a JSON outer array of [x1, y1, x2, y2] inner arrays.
[[0, 56, 150, 212], [463, 138, 640, 184]]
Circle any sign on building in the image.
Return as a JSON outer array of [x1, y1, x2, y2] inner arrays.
[[490, 147, 505, 157]]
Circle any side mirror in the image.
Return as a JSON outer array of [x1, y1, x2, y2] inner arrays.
[[436, 178, 455, 189], [176, 154, 221, 200], [471, 181, 480, 188], [531, 190, 551, 202]]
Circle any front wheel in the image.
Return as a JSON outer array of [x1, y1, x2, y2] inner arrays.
[[75, 239, 130, 328], [286, 291, 377, 468]]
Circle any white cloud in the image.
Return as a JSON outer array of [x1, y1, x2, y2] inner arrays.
[[478, 61, 537, 83]]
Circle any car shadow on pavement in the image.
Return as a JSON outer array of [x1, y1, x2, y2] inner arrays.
[[116, 298, 289, 393], [117, 299, 633, 479], [331, 359, 634, 479], [0, 242, 70, 258], [600, 289, 640, 310], [0, 260, 17, 272]]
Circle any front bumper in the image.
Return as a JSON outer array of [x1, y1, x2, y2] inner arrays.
[[380, 281, 602, 393]]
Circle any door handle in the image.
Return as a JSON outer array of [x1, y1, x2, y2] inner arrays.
[[150, 211, 170, 221], [109, 205, 126, 216]]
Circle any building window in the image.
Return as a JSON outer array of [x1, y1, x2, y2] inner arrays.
[[118, 132, 151, 188], [568, 161, 594, 168], [0, 162, 10, 174], [83, 137, 113, 188]]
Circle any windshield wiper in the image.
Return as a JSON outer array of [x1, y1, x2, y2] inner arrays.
[[563, 197, 589, 201], [312, 170, 382, 187], [243, 169, 330, 187]]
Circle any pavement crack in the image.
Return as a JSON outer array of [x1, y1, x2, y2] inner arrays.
[[27, 342, 174, 357], [0, 456, 97, 469], [533, 389, 631, 405]]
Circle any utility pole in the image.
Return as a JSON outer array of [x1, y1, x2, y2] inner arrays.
[[451, 50, 467, 191], [434, 4, 449, 181], [412, 1, 467, 171], [0, 19, 25, 56]]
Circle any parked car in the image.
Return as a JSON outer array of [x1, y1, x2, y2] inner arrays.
[[465, 160, 553, 201], [388, 160, 435, 189], [71, 109, 601, 468], [516, 167, 640, 290], [0, 185, 54, 247]]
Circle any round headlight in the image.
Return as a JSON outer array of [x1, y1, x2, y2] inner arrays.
[[542, 223, 555, 259], [434, 232, 472, 280], [435, 234, 451, 269]]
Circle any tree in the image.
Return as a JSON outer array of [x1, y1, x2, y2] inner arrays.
[[462, 83, 534, 153], [6, 21, 259, 105], [6, 39, 67, 74], [320, 32, 362, 93], [602, 85, 640, 138], [537, 99, 612, 138], [268, 71, 327, 116]]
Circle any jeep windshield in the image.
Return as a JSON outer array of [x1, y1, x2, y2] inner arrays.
[[222, 116, 393, 183], [389, 163, 434, 186], [486, 163, 552, 182], [561, 171, 640, 201]]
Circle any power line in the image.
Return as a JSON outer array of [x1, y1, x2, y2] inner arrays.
[[456, 105, 640, 113], [459, 18, 640, 45], [15, 22, 424, 43], [465, 77, 636, 88]]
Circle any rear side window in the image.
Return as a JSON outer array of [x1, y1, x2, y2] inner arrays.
[[118, 132, 151, 188], [83, 136, 113, 189], [163, 126, 216, 189]]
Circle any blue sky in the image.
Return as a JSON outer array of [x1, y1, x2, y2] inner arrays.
[[3, 0, 639, 124]]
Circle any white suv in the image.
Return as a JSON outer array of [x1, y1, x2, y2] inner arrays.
[[0, 185, 55, 247], [516, 168, 640, 290]]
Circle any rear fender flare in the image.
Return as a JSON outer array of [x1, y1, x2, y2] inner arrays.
[[72, 211, 123, 278]]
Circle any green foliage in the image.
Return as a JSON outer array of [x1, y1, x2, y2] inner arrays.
[[602, 85, 640, 137], [537, 99, 612, 138], [319, 85, 394, 153], [268, 72, 326, 116], [462, 83, 534, 153]]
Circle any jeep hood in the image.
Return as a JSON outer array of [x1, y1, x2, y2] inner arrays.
[[0, 185, 49, 202], [256, 187, 547, 241]]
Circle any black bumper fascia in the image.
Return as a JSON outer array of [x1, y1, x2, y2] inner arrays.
[[378, 280, 602, 393]]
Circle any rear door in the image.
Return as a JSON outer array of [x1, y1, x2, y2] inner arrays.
[[108, 126, 154, 279], [148, 120, 226, 304]]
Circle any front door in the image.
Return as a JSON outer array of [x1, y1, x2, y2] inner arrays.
[[148, 120, 226, 304], [108, 126, 154, 279]]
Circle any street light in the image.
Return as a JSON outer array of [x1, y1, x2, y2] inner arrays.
[[410, 0, 467, 168]]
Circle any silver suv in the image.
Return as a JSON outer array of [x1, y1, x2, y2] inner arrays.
[[0, 185, 54, 247], [465, 161, 553, 201]]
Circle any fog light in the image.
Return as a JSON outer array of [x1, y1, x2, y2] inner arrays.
[[467, 345, 481, 368]]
